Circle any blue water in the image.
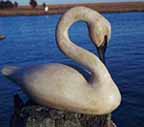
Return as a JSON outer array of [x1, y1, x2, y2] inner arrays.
[[0, 12, 144, 127]]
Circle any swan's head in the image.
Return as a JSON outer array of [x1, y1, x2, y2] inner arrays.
[[0, 35, 6, 41], [90, 15, 111, 63]]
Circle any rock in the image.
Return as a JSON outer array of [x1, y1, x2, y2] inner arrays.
[[11, 94, 116, 127], [0, 35, 6, 40]]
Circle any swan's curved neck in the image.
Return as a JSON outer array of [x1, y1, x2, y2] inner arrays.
[[57, 7, 108, 83]]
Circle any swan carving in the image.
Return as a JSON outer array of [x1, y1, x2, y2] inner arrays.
[[1, 7, 121, 115]]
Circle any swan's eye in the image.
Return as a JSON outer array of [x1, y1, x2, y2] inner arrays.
[[104, 35, 108, 44]]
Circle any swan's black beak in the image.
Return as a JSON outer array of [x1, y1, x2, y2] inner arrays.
[[0, 35, 6, 41], [97, 36, 107, 64]]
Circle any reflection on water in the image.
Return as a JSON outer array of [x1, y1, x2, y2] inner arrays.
[[0, 12, 144, 127]]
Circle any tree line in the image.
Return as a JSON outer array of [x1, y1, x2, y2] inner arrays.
[[0, 0, 18, 9], [0, 0, 46, 9]]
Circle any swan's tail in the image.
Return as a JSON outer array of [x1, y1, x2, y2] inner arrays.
[[1, 65, 22, 85], [1, 66, 19, 77]]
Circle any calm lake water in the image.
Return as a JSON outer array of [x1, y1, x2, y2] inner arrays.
[[0, 12, 144, 127]]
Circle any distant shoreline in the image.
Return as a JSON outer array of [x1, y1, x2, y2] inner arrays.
[[0, 2, 144, 17]]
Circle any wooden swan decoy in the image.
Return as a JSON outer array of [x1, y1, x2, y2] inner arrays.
[[1, 7, 121, 115]]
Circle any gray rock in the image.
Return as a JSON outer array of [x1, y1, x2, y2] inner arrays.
[[11, 94, 116, 127]]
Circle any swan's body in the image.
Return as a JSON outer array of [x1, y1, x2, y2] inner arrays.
[[1, 7, 121, 115]]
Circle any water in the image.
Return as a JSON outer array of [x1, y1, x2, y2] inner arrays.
[[0, 12, 144, 127]]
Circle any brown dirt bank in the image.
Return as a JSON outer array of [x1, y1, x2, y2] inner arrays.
[[0, 2, 144, 16]]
